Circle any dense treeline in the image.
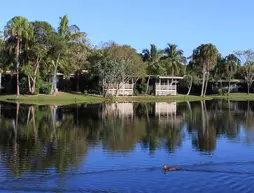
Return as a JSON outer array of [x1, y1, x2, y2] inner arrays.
[[0, 15, 254, 97]]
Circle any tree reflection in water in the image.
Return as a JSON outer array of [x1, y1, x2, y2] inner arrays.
[[0, 100, 253, 175]]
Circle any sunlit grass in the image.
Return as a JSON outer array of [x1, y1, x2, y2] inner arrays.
[[0, 92, 105, 105], [0, 92, 254, 105]]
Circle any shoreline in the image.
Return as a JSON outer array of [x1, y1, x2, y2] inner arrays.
[[0, 92, 254, 105]]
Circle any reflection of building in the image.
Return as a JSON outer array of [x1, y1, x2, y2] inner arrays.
[[101, 103, 134, 119], [155, 102, 182, 125], [155, 102, 177, 114]]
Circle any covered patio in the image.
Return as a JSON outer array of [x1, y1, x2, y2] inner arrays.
[[155, 76, 184, 96]]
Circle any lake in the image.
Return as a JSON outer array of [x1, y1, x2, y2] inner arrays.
[[0, 100, 254, 192]]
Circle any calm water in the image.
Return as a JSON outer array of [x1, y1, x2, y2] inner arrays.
[[0, 100, 254, 192]]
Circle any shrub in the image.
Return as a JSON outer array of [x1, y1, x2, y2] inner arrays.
[[217, 88, 222, 96], [36, 78, 51, 94], [39, 82, 51, 94], [20, 77, 29, 94]]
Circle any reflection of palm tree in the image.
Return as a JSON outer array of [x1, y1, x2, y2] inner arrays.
[[192, 101, 216, 153]]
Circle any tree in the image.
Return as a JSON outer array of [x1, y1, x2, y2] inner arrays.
[[0, 37, 4, 89], [92, 42, 146, 97], [4, 16, 33, 97], [163, 43, 186, 76], [190, 44, 219, 97], [142, 44, 163, 94], [183, 74, 199, 95], [224, 54, 240, 94], [235, 50, 254, 94], [49, 15, 89, 95], [244, 62, 254, 94], [65, 33, 90, 92], [21, 21, 55, 94], [103, 42, 146, 96], [96, 56, 124, 97]]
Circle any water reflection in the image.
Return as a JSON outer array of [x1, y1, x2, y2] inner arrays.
[[0, 100, 254, 175]]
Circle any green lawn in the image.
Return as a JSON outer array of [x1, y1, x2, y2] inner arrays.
[[0, 92, 105, 105], [0, 92, 254, 105], [116, 95, 210, 102], [211, 93, 254, 101]]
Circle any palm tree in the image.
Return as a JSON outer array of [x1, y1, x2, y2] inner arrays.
[[224, 54, 240, 94], [4, 16, 33, 97], [163, 44, 186, 76], [142, 44, 163, 94], [191, 44, 218, 97], [50, 15, 86, 95], [50, 15, 70, 95]]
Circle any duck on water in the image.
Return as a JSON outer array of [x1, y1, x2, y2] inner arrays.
[[163, 164, 179, 172]]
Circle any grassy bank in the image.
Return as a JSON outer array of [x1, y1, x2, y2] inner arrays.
[[211, 93, 254, 101], [116, 95, 211, 102], [0, 92, 105, 105], [0, 92, 254, 105]]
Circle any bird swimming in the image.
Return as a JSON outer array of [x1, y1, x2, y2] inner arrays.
[[163, 164, 179, 172]]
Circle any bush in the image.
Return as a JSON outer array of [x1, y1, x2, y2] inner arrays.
[[217, 88, 222, 96], [39, 82, 51, 94], [36, 78, 51, 94], [87, 89, 100, 95], [20, 77, 29, 94], [217, 88, 227, 96]]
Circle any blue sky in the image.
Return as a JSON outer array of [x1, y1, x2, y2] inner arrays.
[[0, 0, 254, 57]]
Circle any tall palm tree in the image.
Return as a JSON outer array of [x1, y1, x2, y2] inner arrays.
[[4, 16, 33, 97], [193, 44, 218, 97], [224, 54, 240, 94], [142, 44, 163, 94], [50, 15, 86, 95], [163, 44, 186, 76]]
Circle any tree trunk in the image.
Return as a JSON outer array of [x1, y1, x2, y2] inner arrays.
[[14, 103, 20, 161], [187, 101, 192, 122], [228, 75, 231, 94], [0, 72, 2, 91], [145, 75, 151, 95], [28, 76, 32, 93], [31, 77, 36, 94], [16, 39, 20, 97], [50, 54, 60, 96], [116, 84, 119, 97], [201, 101, 205, 135], [31, 106, 38, 143], [27, 106, 31, 125], [145, 104, 150, 122], [50, 64, 58, 95], [31, 58, 40, 94], [201, 71, 206, 97], [103, 85, 109, 98], [247, 83, 250, 95], [204, 72, 209, 97], [76, 71, 80, 92], [187, 75, 193, 95]]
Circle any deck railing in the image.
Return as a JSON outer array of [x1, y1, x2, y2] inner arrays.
[[155, 84, 176, 90], [104, 83, 133, 90]]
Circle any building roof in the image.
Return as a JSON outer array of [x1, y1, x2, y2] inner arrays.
[[147, 75, 184, 79]]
